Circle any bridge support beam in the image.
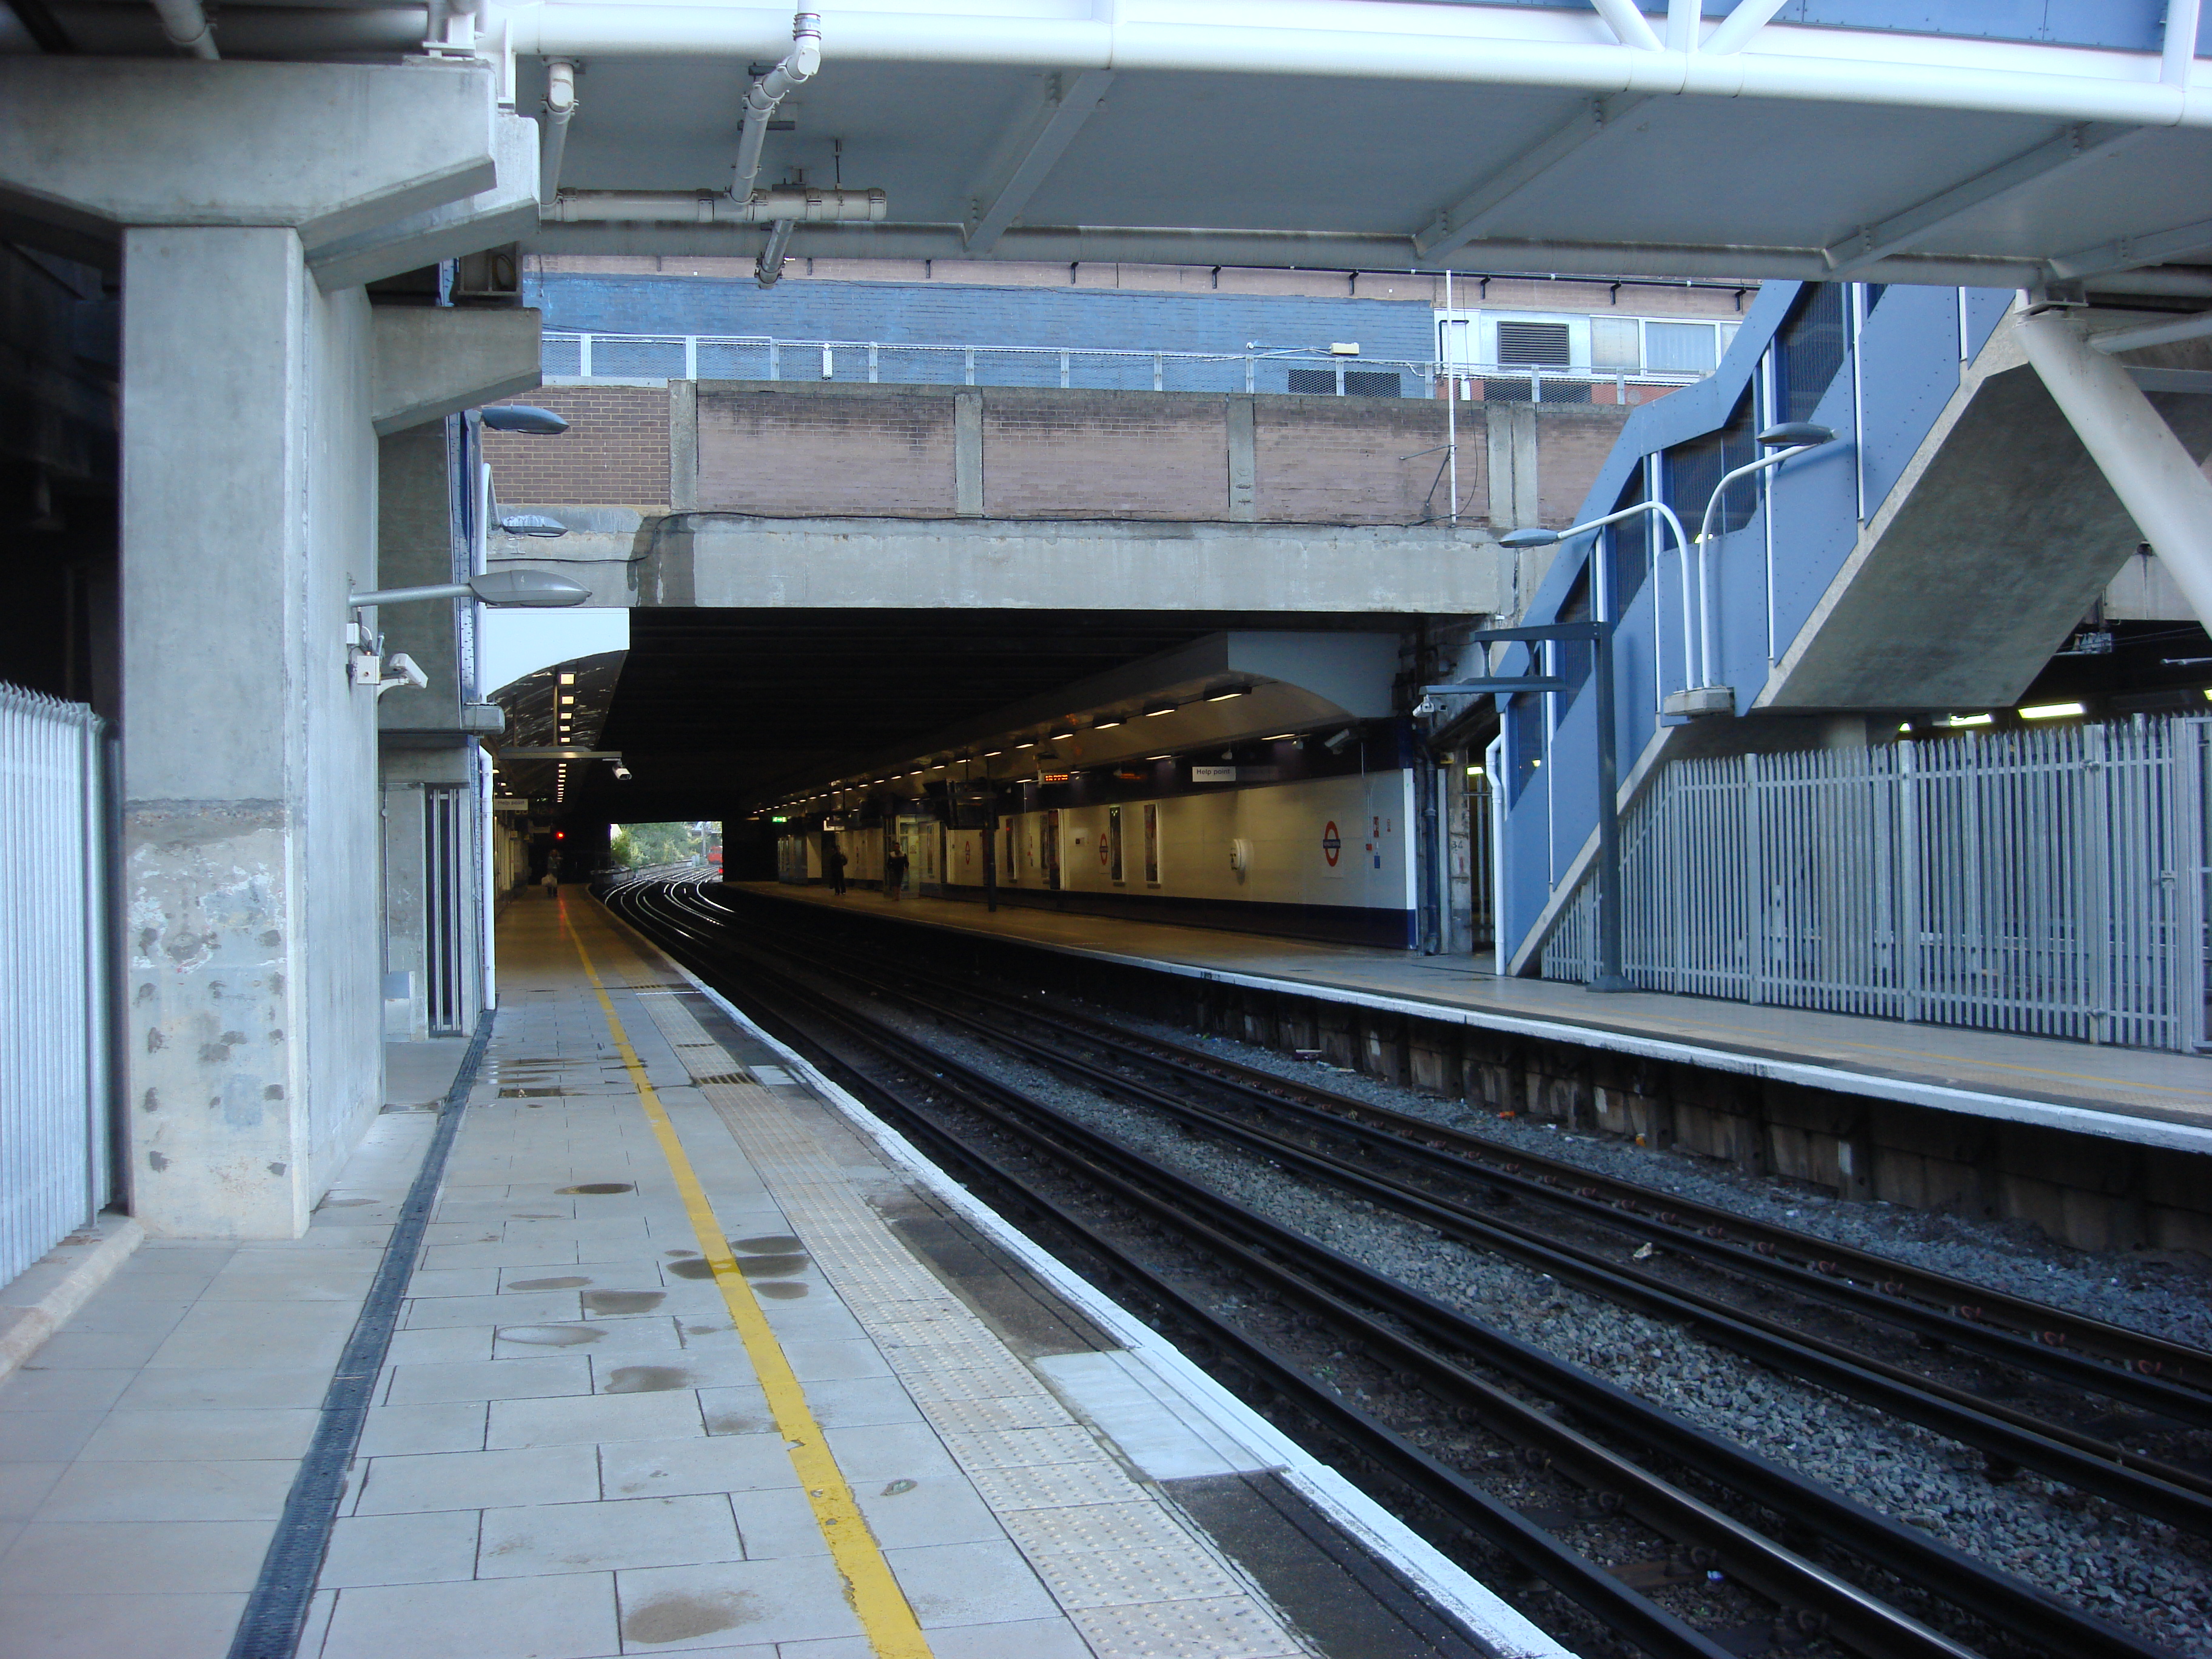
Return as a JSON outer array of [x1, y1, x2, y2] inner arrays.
[[2018, 307, 2212, 634]]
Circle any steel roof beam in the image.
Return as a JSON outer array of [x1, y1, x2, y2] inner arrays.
[[2051, 215, 2212, 282], [500, 7, 2212, 131], [1414, 92, 1646, 261], [1823, 123, 2143, 279], [962, 67, 1113, 255]]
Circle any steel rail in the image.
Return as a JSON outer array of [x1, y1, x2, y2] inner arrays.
[[726, 929, 2212, 1537], [939, 987, 2212, 1432], [681, 902, 2212, 1504], [711, 881, 2212, 1394], [605, 887, 1749, 1659], [616, 882, 2183, 1659]]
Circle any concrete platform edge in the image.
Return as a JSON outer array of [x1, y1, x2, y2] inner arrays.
[[618, 906, 1577, 1659], [771, 893, 2212, 1156], [0, 1213, 146, 1385]]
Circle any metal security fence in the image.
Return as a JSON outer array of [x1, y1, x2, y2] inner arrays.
[[541, 330, 1711, 401], [1543, 719, 2204, 1051], [1, 683, 114, 1289]]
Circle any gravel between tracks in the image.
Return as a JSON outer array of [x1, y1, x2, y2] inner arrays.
[[873, 997, 2212, 1658], [1093, 1004, 2212, 1358]]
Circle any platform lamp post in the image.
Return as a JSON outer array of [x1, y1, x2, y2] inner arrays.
[[1425, 498, 1687, 993], [1683, 422, 1837, 705]]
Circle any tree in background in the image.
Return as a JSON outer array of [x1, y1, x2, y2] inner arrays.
[[610, 821, 709, 869]]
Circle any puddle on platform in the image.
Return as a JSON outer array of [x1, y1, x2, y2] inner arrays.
[[666, 1258, 716, 1281], [753, 1282, 809, 1299], [582, 1289, 665, 1316], [498, 1087, 568, 1099], [506, 1275, 591, 1290], [496, 1324, 602, 1347], [736, 1255, 808, 1279], [557, 1182, 634, 1195], [621, 1589, 756, 1646], [603, 1364, 693, 1393]]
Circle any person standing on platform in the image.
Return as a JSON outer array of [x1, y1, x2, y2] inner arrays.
[[542, 866, 559, 900], [825, 839, 848, 895], [884, 842, 907, 900]]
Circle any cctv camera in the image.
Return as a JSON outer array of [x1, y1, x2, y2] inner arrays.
[[611, 763, 633, 782]]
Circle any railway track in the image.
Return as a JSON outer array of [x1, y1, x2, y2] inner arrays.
[[611, 877, 2198, 1659]]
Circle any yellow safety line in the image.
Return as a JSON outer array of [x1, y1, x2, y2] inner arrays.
[[560, 903, 933, 1659]]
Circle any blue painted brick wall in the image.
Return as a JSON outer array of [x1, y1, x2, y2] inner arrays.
[[525, 274, 1437, 367]]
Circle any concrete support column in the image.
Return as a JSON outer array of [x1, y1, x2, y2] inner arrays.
[[121, 226, 383, 1238], [2017, 309, 2212, 631]]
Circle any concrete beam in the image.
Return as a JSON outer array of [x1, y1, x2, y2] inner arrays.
[[312, 111, 541, 294], [372, 306, 543, 437], [0, 58, 496, 257], [489, 511, 1507, 615]]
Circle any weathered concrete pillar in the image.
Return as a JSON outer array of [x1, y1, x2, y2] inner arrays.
[[1, 56, 529, 1238], [120, 226, 384, 1236]]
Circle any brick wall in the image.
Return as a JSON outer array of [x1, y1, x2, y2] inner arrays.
[[1254, 397, 1466, 525], [671, 383, 1632, 528], [1532, 406, 1637, 526], [984, 394, 1226, 519], [483, 386, 667, 507], [697, 387, 956, 518]]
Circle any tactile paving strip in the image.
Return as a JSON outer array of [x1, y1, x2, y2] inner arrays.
[[602, 956, 1309, 1659]]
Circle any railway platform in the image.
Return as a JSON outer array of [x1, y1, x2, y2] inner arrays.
[[731, 883, 2212, 1153], [722, 881, 2212, 1258], [0, 891, 1532, 1659]]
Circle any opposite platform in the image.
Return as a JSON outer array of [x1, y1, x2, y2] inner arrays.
[[732, 882, 2212, 1156]]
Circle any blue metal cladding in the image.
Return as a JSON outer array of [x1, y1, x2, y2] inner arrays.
[[1489, 274, 2028, 972], [525, 274, 1438, 379], [1449, 1, 2186, 54], [1858, 284, 1965, 518]]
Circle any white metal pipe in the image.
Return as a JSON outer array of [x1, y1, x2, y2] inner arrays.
[[1543, 496, 1692, 688], [731, 12, 821, 204], [545, 188, 885, 223], [148, 0, 217, 56], [502, 9, 2212, 130], [1703, 0, 1791, 56], [1690, 443, 1826, 688], [540, 58, 577, 209], [2086, 309, 2212, 354], [2165, 0, 2203, 87], [1588, 0, 1661, 53], [2019, 306, 2212, 634]]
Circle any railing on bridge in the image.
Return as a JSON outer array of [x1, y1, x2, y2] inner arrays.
[[541, 331, 1708, 403], [1541, 719, 2206, 1051], [1, 682, 114, 1288]]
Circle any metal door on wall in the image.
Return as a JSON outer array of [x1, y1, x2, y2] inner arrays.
[[1043, 810, 1062, 889], [423, 785, 468, 1036]]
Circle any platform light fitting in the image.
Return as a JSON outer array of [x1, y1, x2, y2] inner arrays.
[[1142, 702, 1176, 718], [500, 514, 569, 537], [1093, 717, 1124, 730], [1016, 740, 1037, 749], [1264, 733, 1296, 741], [611, 763, 632, 781], [349, 570, 590, 611], [1147, 753, 1172, 761], [2019, 702, 2086, 720], [1944, 712, 1995, 727], [1499, 527, 1562, 549], [1757, 422, 1836, 447], [478, 406, 570, 434], [1322, 728, 1358, 754], [1050, 729, 1074, 741], [1204, 685, 1252, 702]]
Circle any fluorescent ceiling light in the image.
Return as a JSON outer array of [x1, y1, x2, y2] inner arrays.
[[1943, 712, 1994, 727], [1093, 717, 1124, 730], [1204, 685, 1252, 702], [1143, 702, 1176, 717], [2018, 702, 2085, 720]]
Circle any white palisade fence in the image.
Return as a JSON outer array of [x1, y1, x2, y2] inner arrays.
[[1544, 719, 2204, 1051], [1, 682, 113, 1288]]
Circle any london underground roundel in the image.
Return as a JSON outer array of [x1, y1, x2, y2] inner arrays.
[[1321, 821, 1341, 867]]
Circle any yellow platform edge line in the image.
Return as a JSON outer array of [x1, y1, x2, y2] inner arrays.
[[560, 904, 934, 1659]]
